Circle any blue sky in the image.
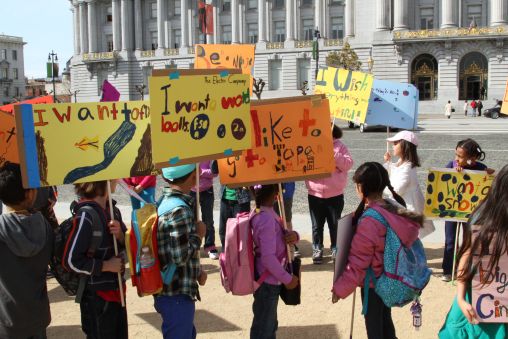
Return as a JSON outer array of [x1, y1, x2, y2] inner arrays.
[[2, 0, 73, 79]]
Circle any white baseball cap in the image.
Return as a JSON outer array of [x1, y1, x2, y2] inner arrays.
[[386, 130, 418, 146]]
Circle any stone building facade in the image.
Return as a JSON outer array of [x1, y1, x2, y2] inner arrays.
[[0, 35, 26, 105], [69, 0, 508, 113]]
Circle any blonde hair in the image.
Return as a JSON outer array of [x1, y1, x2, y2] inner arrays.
[[74, 181, 108, 199]]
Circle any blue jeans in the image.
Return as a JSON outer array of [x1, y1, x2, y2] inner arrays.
[[442, 221, 461, 275], [154, 294, 196, 339], [190, 188, 215, 251], [130, 187, 156, 210], [250, 283, 281, 339]]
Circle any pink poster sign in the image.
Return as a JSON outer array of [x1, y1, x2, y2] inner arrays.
[[472, 257, 508, 323]]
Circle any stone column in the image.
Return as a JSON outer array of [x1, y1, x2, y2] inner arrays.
[[376, 0, 390, 31], [286, 0, 295, 42], [134, 0, 143, 50], [213, 4, 219, 43], [181, 0, 189, 48], [345, 0, 354, 37], [490, 0, 507, 26], [112, 0, 121, 51], [393, 0, 408, 30], [231, 0, 239, 43], [258, 0, 266, 42], [157, 0, 166, 49], [441, 0, 458, 28], [79, 2, 89, 53], [121, 0, 132, 50], [88, 0, 98, 53], [72, 3, 81, 55], [315, 0, 323, 33], [188, 6, 194, 46]]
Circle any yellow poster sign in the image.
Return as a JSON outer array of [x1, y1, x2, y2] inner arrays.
[[314, 67, 374, 124], [501, 79, 508, 114], [195, 44, 255, 75], [149, 69, 252, 168], [424, 168, 494, 222], [15, 101, 154, 188], [218, 96, 335, 187], [0, 111, 18, 167]]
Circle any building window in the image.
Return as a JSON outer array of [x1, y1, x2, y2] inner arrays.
[[12, 50, 17, 60], [222, 25, 232, 44], [150, 31, 158, 49], [301, 0, 313, 6], [420, 7, 434, 29], [274, 0, 284, 9], [273, 21, 285, 42], [248, 23, 258, 43], [13, 68, 18, 80], [248, 0, 257, 9], [106, 6, 112, 22], [106, 35, 114, 51], [298, 59, 311, 90], [15, 87, 19, 97], [150, 1, 157, 18], [331, 17, 344, 39], [174, 29, 181, 48], [302, 18, 314, 41], [269, 59, 282, 90], [411, 54, 438, 101], [174, 0, 181, 15], [1, 68, 7, 79], [0, 49, 6, 60], [467, 5, 482, 26], [223, 0, 231, 12]]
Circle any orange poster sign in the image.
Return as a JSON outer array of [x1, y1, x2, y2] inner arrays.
[[218, 95, 335, 187], [501, 79, 508, 114], [195, 44, 255, 75], [0, 110, 19, 167]]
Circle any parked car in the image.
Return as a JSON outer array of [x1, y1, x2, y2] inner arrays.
[[347, 121, 399, 133], [483, 100, 505, 119]]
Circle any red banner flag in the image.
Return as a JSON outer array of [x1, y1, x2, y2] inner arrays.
[[198, 1, 214, 34]]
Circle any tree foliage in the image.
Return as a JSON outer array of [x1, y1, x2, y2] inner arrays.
[[326, 42, 362, 71]]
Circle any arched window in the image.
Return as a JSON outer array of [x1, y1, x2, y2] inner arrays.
[[459, 52, 488, 100], [411, 54, 438, 101]]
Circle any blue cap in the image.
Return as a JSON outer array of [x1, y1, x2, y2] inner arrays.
[[161, 164, 196, 181]]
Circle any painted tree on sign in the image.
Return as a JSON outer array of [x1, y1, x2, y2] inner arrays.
[[326, 42, 362, 71]]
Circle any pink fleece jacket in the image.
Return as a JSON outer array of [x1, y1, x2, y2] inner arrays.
[[123, 176, 156, 189], [332, 203, 420, 299], [305, 138, 353, 198]]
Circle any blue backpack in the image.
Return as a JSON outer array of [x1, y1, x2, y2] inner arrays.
[[361, 208, 431, 314]]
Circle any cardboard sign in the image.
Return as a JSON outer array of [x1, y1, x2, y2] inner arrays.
[[314, 67, 374, 124], [15, 101, 154, 188], [501, 79, 508, 115], [333, 213, 355, 282], [0, 111, 18, 167], [195, 44, 255, 75], [366, 80, 419, 130], [217, 96, 334, 186], [0, 95, 54, 115], [149, 69, 252, 168], [472, 257, 508, 323], [424, 168, 494, 222]]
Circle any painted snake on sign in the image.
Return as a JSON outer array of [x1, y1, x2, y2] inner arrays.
[[63, 120, 136, 184]]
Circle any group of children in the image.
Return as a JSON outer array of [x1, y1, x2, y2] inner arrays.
[[0, 125, 504, 339]]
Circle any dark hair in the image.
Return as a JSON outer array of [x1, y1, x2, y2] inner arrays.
[[352, 162, 407, 225], [456, 138, 486, 161], [251, 184, 278, 209], [164, 170, 194, 185], [399, 140, 421, 168], [0, 162, 28, 206], [457, 164, 508, 285], [332, 125, 343, 139], [74, 181, 108, 199]]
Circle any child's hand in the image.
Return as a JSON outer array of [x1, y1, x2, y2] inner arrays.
[[108, 220, 124, 242], [284, 231, 298, 245], [384, 151, 391, 163], [458, 297, 479, 324], [455, 166, 464, 172], [134, 185, 143, 193], [196, 221, 206, 239], [284, 275, 299, 290], [332, 292, 340, 304], [198, 270, 207, 286], [486, 168, 495, 175]]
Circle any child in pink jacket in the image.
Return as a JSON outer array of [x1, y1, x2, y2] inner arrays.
[[306, 125, 353, 264], [332, 162, 423, 339]]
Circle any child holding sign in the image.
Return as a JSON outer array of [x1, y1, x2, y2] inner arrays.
[[332, 162, 423, 339], [439, 164, 508, 338], [441, 138, 494, 282]]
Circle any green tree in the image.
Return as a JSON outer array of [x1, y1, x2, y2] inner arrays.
[[326, 41, 362, 71]]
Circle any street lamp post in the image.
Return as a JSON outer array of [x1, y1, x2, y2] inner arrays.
[[48, 51, 58, 102], [313, 28, 321, 80]]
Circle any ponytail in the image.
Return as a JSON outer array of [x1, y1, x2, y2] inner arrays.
[[353, 198, 366, 227], [387, 183, 407, 208]]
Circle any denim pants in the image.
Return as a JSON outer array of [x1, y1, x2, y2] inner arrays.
[[250, 283, 281, 339], [154, 294, 196, 339], [308, 194, 344, 250], [80, 291, 128, 339], [190, 188, 215, 251], [219, 199, 250, 249], [361, 288, 397, 339], [130, 187, 156, 210], [442, 221, 461, 275]]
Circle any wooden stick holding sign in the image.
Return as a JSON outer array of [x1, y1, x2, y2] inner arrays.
[[195, 164, 201, 220], [107, 180, 126, 307], [277, 183, 292, 262]]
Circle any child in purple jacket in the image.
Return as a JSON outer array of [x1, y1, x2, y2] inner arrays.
[[250, 184, 299, 339]]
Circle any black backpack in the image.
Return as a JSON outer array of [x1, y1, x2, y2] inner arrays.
[[49, 202, 104, 301]]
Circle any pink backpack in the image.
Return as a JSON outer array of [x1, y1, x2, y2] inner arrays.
[[219, 211, 268, 295]]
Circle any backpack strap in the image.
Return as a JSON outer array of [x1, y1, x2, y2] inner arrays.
[[156, 196, 189, 285]]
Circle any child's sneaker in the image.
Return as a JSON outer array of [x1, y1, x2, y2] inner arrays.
[[312, 249, 323, 264], [441, 274, 452, 282], [208, 249, 219, 260], [331, 248, 337, 263]]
